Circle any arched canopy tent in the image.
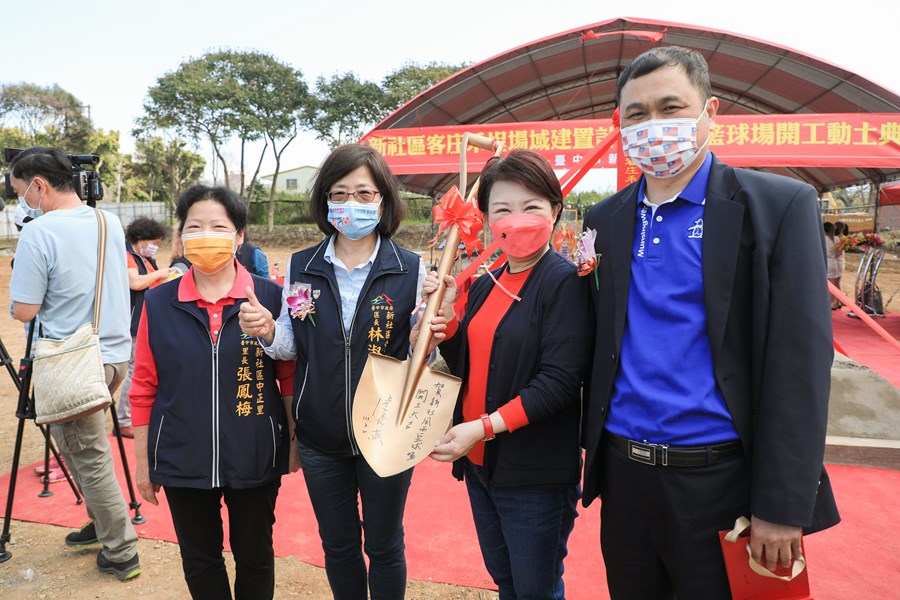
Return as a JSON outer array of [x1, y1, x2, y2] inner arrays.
[[881, 182, 900, 206], [880, 182, 900, 229], [363, 16, 900, 197]]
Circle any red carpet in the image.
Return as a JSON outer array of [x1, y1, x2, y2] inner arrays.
[[832, 310, 900, 387], [1, 437, 899, 598]]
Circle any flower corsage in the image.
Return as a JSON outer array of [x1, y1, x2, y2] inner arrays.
[[575, 228, 602, 290], [286, 282, 317, 326]]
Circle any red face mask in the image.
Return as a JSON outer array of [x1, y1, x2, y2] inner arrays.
[[490, 213, 552, 259]]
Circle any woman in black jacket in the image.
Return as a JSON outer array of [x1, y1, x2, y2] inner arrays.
[[414, 150, 593, 599], [239, 144, 425, 600]]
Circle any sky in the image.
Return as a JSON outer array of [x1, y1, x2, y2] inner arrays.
[[3, 0, 897, 192]]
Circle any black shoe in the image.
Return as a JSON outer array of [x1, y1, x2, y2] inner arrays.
[[97, 550, 142, 581], [65, 521, 98, 547]]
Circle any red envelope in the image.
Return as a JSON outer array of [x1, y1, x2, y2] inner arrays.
[[719, 517, 812, 600]]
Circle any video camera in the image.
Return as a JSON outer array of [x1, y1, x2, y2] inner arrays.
[[2, 147, 105, 208]]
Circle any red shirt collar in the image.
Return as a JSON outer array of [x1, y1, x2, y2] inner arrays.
[[178, 259, 254, 303]]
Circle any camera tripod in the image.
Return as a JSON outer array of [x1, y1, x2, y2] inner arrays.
[[0, 324, 144, 564], [4, 331, 81, 498]]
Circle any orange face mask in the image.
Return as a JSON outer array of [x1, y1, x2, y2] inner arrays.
[[182, 231, 236, 274]]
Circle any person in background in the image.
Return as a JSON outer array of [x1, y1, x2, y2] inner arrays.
[[131, 185, 296, 600], [824, 221, 841, 309], [9, 146, 141, 581], [117, 216, 170, 438], [582, 47, 838, 598], [239, 143, 425, 600], [236, 232, 270, 278], [169, 225, 192, 276], [833, 220, 848, 306], [413, 149, 593, 599]]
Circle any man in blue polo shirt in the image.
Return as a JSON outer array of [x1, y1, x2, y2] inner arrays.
[[582, 46, 839, 598]]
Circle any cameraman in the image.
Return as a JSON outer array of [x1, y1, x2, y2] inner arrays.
[[8, 147, 141, 581]]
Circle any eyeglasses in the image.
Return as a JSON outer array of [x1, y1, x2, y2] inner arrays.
[[326, 190, 381, 203]]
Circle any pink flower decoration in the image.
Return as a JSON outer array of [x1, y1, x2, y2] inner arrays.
[[575, 228, 601, 289], [287, 283, 317, 325]]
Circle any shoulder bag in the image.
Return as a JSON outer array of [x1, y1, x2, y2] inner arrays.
[[32, 209, 113, 425]]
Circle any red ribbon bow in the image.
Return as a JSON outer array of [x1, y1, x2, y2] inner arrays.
[[429, 185, 484, 255]]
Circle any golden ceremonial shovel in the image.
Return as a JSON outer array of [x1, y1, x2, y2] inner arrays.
[[352, 133, 504, 477]]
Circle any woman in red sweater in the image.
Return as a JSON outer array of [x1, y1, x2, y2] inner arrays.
[[413, 150, 593, 599]]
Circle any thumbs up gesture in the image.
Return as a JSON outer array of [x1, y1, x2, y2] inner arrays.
[[239, 286, 276, 345]]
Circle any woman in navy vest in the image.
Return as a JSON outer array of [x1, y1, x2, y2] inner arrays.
[[116, 216, 169, 438], [130, 186, 296, 600], [239, 144, 425, 600], [413, 150, 593, 599]]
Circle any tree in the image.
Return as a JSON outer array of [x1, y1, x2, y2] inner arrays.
[[308, 72, 385, 149], [0, 126, 32, 154], [0, 85, 126, 203], [86, 129, 122, 199], [131, 136, 205, 212], [227, 53, 311, 230], [565, 189, 615, 217], [137, 53, 238, 193], [138, 50, 311, 202], [116, 154, 150, 204], [381, 61, 468, 113], [831, 185, 873, 208], [197, 50, 280, 200], [0, 83, 94, 150]]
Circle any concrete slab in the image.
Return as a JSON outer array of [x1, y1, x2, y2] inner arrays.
[[826, 353, 900, 467]]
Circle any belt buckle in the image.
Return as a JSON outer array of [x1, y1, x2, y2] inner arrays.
[[627, 440, 668, 466]]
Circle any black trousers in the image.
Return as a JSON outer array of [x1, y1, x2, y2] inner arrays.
[[165, 478, 282, 600], [598, 437, 750, 599]]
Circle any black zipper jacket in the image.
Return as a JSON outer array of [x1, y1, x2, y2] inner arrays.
[[441, 250, 594, 487], [289, 235, 422, 456]]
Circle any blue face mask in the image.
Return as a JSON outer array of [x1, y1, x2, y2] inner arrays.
[[18, 181, 43, 219], [327, 200, 381, 240], [141, 242, 159, 258]]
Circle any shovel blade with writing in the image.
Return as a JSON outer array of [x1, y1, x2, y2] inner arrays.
[[353, 354, 461, 477]]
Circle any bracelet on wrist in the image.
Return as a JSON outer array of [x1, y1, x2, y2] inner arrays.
[[480, 413, 495, 441]]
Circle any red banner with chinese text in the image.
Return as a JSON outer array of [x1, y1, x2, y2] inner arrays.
[[360, 113, 900, 175]]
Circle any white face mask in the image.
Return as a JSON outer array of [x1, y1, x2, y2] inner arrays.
[[18, 180, 44, 219], [620, 100, 711, 179]]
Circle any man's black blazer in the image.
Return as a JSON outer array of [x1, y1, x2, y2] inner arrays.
[[582, 156, 840, 533]]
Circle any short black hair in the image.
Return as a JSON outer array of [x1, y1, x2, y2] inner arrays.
[[125, 216, 169, 244], [617, 46, 712, 105], [175, 185, 247, 232], [823, 221, 835, 234], [9, 146, 76, 192], [309, 144, 403, 237], [476, 149, 564, 226]]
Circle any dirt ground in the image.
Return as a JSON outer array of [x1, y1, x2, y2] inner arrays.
[[0, 240, 897, 599]]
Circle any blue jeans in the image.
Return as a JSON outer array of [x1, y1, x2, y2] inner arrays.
[[464, 460, 579, 600], [297, 443, 413, 600]]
